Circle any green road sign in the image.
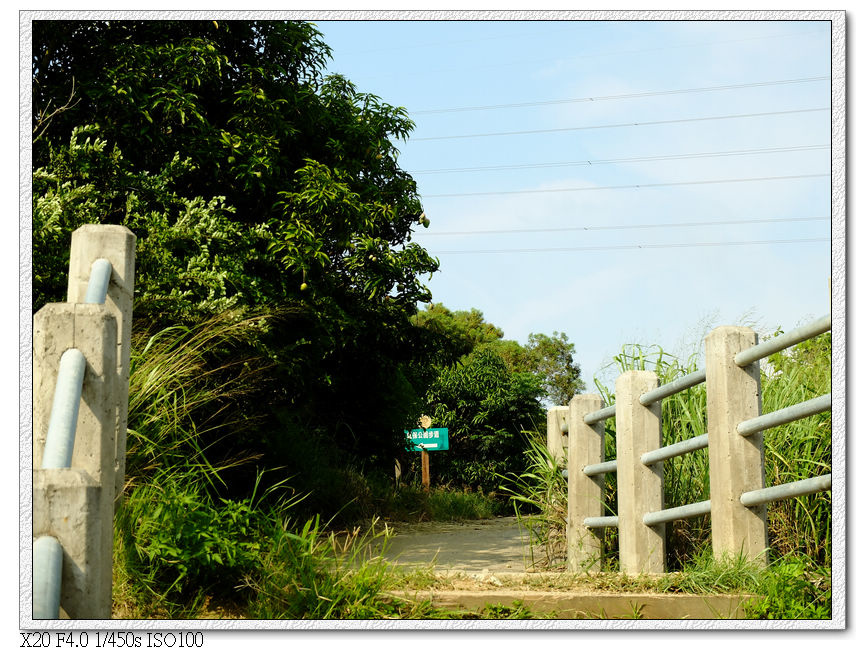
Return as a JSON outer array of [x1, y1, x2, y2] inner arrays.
[[405, 427, 449, 451]]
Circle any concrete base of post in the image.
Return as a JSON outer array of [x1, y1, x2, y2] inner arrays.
[[34, 469, 109, 619]]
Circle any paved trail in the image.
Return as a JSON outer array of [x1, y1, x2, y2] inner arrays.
[[380, 516, 533, 572]]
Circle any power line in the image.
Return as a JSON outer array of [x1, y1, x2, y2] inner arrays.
[[424, 174, 830, 199], [409, 144, 829, 175], [416, 216, 830, 237], [412, 107, 829, 142], [413, 76, 830, 115], [429, 238, 830, 255]]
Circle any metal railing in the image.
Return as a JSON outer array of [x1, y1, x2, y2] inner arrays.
[[554, 313, 832, 573]]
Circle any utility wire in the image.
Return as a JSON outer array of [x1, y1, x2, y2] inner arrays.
[[412, 107, 829, 142], [430, 238, 830, 255], [425, 173, 830, 198], [413, 76, 830, 115], [409, 144, 829, 175], [416, 216, 830, 237]]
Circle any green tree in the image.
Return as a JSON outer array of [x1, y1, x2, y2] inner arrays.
[[412, 303, 504, 364], [32, 20, 440, 482], [33, 20, 437, 318], [522, 332, 585, 405], [425, 347, 544, 491]]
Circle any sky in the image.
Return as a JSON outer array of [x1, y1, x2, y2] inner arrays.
[[314, 18, 834, 389], [5, 6, 852, 642]]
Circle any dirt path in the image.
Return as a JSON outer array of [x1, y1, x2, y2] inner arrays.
[[380, 516, 534, 572]]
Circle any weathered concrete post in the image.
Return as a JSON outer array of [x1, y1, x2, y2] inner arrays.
[[567, 394, 605, 572], [33, 224, 136, 619], [33, 304, 119, 618], [615, 371, 665, 574], [705, 326, 768, 566], [546, 405, 569, 466], [67, 224, 136, 503]]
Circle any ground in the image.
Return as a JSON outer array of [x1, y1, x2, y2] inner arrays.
[[380, 516, 535, 572]]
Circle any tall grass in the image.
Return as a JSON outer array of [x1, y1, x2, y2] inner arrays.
[[244, 517, 408, 619], [116, 311, 285, 614], [761, 332, 831, 563], [117, 311, 415, 617], [115, 311, 484, 619], [499, 435, 568, 569], [504, 331, 831, 574], [124, 310, 275, 492]]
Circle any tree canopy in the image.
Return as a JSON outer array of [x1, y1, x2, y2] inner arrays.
[[32, 19, 587, 501], [32, 19, 440, 471]]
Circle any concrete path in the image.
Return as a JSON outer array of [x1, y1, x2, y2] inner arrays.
[[381, 516, 533, 572], [377, 517, 756, 619]]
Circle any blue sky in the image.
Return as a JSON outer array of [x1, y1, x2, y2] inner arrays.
[[315, 18, 833, 389], [5, 7, 851, 643]]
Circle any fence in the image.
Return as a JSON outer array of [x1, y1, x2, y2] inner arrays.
[[32, 225, 136, 618], [548, 316, 831, 575]]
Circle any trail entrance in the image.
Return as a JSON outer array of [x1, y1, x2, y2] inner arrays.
[[381, 516, 531, 572]]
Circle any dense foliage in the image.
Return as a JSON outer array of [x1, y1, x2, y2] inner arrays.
[[408, 303, 586, 490], [506, 329, 832, 587], [33, 20, 442, 478], [33, 20, 594, 616]]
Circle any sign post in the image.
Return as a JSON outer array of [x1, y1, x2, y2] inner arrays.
[[405, 421, 449, 492], [421, 448, 430, 492]]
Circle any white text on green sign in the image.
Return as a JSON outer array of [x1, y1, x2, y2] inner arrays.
[[405, 428, 449, 451]]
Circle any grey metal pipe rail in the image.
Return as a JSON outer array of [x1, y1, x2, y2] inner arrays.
[[737, 393, 831, 437], [639, 369, 707, 406], [584, 404, 616, 425], [584, 516, 619, 529], [643, 499, 712, 527], [41, 349, 87, 469], [740, 473, 831, 507], [641, 433, 709, 466], [583, 459, 618, 477], [33, 536, 63, 619], [735, 314, 830, 367], [84, 258, 112, 304]]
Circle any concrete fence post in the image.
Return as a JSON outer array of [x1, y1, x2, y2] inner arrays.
[[615, 371, 665, 574], [705, 326, 768, 566], [567, 394, 605, 572], [67, 225, 136, 503], [546, 405, 569, 466], [33, 303, 118, 618]]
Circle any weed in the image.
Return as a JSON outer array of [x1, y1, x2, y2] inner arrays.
[[743, 555, 831, 619]]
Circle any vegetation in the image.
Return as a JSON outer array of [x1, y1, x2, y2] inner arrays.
[[502, 331, 832, 618], [33, 20, 830, 621], [33, 20, 439, 485]]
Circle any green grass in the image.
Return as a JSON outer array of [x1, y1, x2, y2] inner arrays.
[[505, 332, 831, 573], [114, 312, 512, 619], [498, 435, 568, 569], [114, 314, 830, 620], [373, 483, 505, 523]]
